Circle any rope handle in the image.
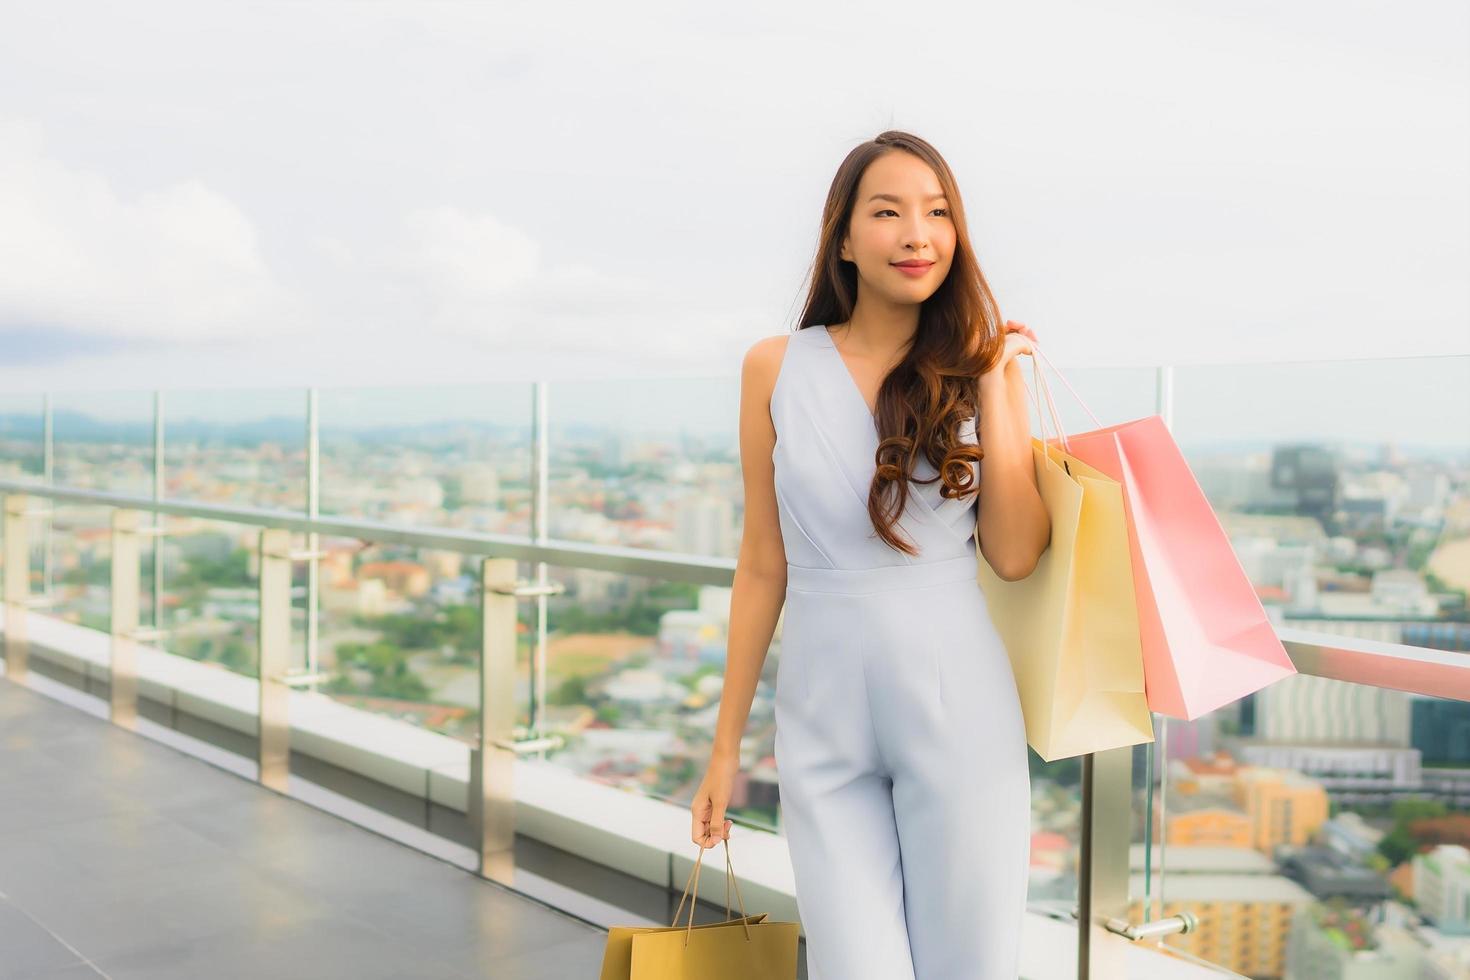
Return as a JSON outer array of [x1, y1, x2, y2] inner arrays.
[[671, 838, 753, 946], [1028, 342, 1106, 430], [982, 336, 1101, 550], [974, 342, 1071, 547], [1022, 344, 1068, 454]]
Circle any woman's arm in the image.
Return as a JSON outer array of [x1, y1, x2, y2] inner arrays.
[[977, 356, 1051, 581], [709, 336, 789, 767]]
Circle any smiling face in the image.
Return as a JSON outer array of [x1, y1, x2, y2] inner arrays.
[[839, 149, 957, 306]]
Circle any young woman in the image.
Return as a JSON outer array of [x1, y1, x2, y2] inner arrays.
[[691, 130, 1050, 979]]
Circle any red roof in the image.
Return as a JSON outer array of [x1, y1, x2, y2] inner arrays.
[[1184, 751, 1239, 775]]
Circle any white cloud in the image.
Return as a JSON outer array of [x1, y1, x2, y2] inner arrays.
[[0, 117, 303, 344], [0, 0, 1463, 395], [400, 206, 541, 298]]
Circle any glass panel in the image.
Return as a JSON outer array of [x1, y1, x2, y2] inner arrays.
[[317, 383, 533, 536], [1125, 354, 1470, 975], [161, 388, 307, 509], [548, 377, 741, 556], [1172, 354, 1470, 648], [0, 393, 49, 608], [50, 390, 155, 496], [0, 392, 45, 483], [1027, 751, 1086, 918], [1032, 362, 1162, 445], [533, 561, 747, 817], [48, 502, 137, 630], [1133, 679, 1469, 978], [158, 516, 260, 678], [310, 540, 517, 744]]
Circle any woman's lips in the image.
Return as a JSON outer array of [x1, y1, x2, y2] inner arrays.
[[892, 261, 934, 278]]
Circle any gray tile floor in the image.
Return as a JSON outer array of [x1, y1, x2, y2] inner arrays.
[[0, 678, 610, 979]]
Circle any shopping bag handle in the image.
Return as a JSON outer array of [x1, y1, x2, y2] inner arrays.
[[1028, 342, 1106, 432], [1023, 347, 1070, 454], [672, 838, 753, 946]]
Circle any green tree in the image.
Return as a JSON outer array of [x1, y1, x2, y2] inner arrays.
[[337, 640, 430, 701], [1378, 799, 1450, 864], [550, 675, 588, 707]]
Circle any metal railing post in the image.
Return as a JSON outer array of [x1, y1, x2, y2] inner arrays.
[[257, 527, 331, 793], [305, 388, 321, 693], [107, 509, 140, 728], [530, 379, 550, 741], [3, 494, 33, 680], [474, 556, 520, 883], [151, 390, 164, 644], [469, 558, 565, 883], [109, 509, 168, 728], [1077, 747, 1134, 978], [41, 396, 54, 604], [258, 527, 293, 792], [1153, 365, 1174, 929]]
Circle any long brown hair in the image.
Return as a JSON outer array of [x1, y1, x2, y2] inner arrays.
[[795, 130, 1006, 557]]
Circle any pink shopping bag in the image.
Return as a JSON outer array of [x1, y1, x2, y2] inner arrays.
[[1027, 345, 1297, 721]]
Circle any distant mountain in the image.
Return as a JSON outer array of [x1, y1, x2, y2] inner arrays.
[[0, 411, 524, 449]]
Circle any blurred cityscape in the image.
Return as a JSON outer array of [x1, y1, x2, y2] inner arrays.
[[2, 379, 1468, 979]]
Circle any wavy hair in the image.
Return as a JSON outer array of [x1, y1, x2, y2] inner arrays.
[[794, 130, 1006, 556]]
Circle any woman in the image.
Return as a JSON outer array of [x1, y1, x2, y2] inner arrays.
[[690, 130, 1050, 979]]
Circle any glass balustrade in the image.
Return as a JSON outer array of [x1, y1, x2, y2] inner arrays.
[[1134, 683, 1470, 979], [549, 376, 742, 557], [49, 389, 154, 496], [318, 382, 534, 536], [1, 350, 1466, 980], [1125, 353, 1470, 978], [161, 387, 307, 510], [0, 392, 44, 484]]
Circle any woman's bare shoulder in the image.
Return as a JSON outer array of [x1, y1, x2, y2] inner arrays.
[[741, 333, 792, 395], [743, 333, 790, 369]]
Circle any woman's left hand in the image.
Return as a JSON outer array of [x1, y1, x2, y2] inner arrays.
[[984, 319, 1041, 381]]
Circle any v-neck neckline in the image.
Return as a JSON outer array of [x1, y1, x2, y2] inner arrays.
[[820, 324, 880, 420]]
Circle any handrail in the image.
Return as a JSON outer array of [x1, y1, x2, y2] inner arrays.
[[3, 479, 1465, 702], [1277, 626, 1470, 701], [0, 480, 736, 586]]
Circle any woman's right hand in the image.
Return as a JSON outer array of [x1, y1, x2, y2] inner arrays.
[[690, 751, 739, 849]]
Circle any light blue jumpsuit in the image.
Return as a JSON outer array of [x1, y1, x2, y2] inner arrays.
[[771, 324, 1031, 980]]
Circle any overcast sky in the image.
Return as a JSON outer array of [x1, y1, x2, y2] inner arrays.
[[1, 1, 1466, 434]]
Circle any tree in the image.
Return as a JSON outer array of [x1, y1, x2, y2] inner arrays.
[[1378, 799, 1451, 864], [550, 675, 588, 707]]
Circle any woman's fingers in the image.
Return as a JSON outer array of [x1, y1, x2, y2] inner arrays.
[[691, 797, 709, 845], [694, 817, 733, 849], [692, 813, 732, 847], [1003, 319, 1039, 345], [1003, 322, 1041, 357]]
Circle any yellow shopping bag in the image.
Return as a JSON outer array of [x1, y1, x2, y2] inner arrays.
[[599, 837, 800, 980], [976, 354, 1155, 762]]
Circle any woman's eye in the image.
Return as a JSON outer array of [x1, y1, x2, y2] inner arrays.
[[875, 208, 949, 217]]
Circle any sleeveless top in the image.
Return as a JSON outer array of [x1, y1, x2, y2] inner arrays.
[[770, 324, 981, 569]]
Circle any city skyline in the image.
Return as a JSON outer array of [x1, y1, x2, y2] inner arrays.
[[0, 350, 1467, 448]]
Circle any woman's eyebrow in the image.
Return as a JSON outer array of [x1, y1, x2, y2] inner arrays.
[[866, 193, 948, 204]]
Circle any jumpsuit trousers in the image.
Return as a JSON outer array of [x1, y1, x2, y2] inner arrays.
[[770, 324, 1032, 980]]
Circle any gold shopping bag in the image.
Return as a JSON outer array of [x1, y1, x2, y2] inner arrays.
[[599, 838, 800, 980], [976, 352, 1154, 762]]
